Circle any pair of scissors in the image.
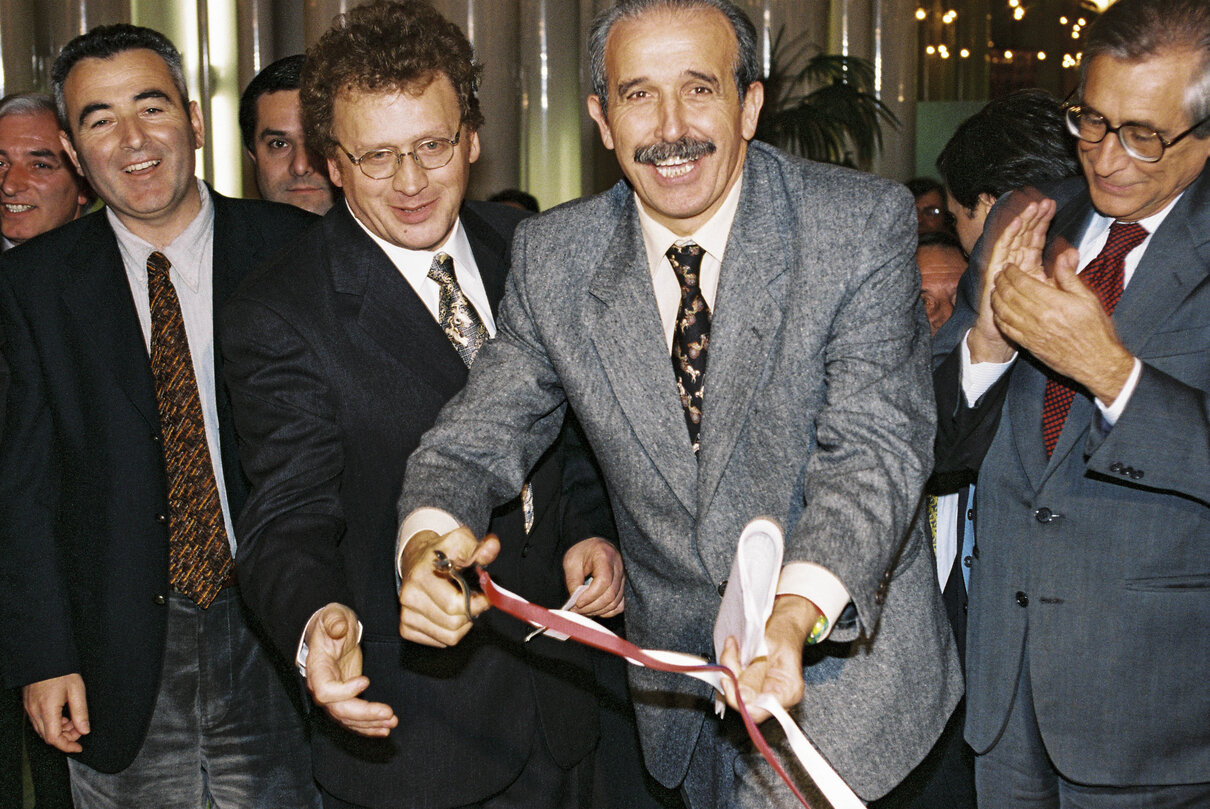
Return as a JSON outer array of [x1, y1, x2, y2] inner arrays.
[[432, 550, 475, 623]]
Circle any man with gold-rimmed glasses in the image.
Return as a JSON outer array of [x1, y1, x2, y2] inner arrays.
[[220, 2, 624, 807], [933, 0, 1210, 804]]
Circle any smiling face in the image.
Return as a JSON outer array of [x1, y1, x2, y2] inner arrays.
[[327, 77, 478, 251], [250, 89, 335, 215], [587, 7, 762, 237], [1078, 50, 1210, 222], [59, 48, 203, 246], [0, 109, 90, 245]]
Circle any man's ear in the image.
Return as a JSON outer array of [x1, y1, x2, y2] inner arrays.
[[59, 130, 84, 178], [587, 95, 615, 151], [327, 155, 345, 189]]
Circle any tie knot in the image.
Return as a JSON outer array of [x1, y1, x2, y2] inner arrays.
[[666, 242, 704, 289], [427, 252, 456, 287], [1105, 221, 1149, 256], [147, 251, 171, 278]]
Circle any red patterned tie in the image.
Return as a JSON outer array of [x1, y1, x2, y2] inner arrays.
[[668, 243, 710, 453], [1040, 221, 1148, 456], [147, 251, 233, 608]]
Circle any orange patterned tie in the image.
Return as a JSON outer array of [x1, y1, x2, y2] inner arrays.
[[147, 251, 233, 608], [1040, 221, 1148, 456], [668, 242, 710, 453]]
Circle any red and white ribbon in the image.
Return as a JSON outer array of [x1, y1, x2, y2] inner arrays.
[[477, 569, 865, 809]]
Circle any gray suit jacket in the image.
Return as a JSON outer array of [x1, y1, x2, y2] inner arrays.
[[935, 167, 1210, 785], [400, 141, 963, 800]]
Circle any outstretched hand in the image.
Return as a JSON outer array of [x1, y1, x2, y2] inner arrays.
[[305, 603, 397, 737]]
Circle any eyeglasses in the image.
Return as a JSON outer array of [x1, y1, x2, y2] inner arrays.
[[340, 130, 461, 179], [1063, 103, 1210, 163]]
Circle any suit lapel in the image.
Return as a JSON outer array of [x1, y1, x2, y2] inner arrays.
[[60, 212, 159, 430], [697, 163, 788, 511], [326, 205, 468, 401], [1114, 171, 1210, 351], [587, 202, 698, 515]]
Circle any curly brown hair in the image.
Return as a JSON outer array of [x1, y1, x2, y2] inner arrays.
[[300, 0, 484, 159]]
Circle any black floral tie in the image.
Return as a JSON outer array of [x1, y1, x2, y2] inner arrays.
[[668, 242, 710, 453]]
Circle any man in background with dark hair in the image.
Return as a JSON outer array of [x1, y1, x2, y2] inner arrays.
[[938, 88, 1080, 259], [935, 0, 1210, 804], [222, 3, 623, 807], [239, 54, 335, 215], [0, 24, 318, 807]]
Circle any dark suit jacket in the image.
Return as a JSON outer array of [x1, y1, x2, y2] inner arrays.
[[0, 190, 315, 773], [221, 201, 607, 809], [935, 168, 1210, 785]]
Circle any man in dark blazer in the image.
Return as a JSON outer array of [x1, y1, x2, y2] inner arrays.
[[934, 0, 1210, 804], [220, 4, 624, 808], [397, 1, 962, 807], [0, 24, 318, 807]]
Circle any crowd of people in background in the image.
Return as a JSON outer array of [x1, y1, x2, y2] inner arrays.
[[0, 0, 1207, 807]]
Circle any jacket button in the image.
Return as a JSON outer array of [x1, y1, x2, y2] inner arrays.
[[1129, 469, 1144, 480], [1034, 507, 1053, 523], [155, 513, 167, 524], [1015, 591, 1029, 607], [963, 555, 973, 568], [520, 544, 530, 557], [716, 580, 727, 597], [1110, 462, 1124, 473], [966, 508, 975, 521], [875, 590, 886, 605], [153, 594, 166, 605]]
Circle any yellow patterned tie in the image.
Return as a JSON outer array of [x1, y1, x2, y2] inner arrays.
[[147, 251, 233, 608], [428, 252, 488, 367]]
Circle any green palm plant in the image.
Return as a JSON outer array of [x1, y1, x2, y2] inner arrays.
[[755, 28, 899, 168]]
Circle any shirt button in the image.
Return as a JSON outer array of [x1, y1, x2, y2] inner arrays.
[[1015, 591, 1029, 607], [963, 555, 972, 568]]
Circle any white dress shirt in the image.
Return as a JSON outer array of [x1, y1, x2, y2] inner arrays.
[[108, 180, 237, 551], [961, 192, 1183, 418]]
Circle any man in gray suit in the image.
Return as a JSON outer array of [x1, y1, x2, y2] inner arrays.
[[395, 1, 961, 806], [933, 0, 1210, 804]]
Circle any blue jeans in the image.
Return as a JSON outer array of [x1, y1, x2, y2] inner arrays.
[[68, 589, 319, 809]]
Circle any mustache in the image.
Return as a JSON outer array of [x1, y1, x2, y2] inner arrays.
[[633, 137, 716, 165]]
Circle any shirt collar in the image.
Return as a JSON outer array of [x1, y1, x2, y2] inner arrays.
[[345, 198, 473, 280], [637, 174, 743, 268], [107, 178, 213, 294], [1085, 189, 1184, 242]]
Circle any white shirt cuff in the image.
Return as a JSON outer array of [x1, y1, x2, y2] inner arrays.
[[776, 562, 850, 643], [1094, 358, 1142, 426], [296, 606, 363, 677], [396, 507, 462, 579], [961, 329, 1016, 407]]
